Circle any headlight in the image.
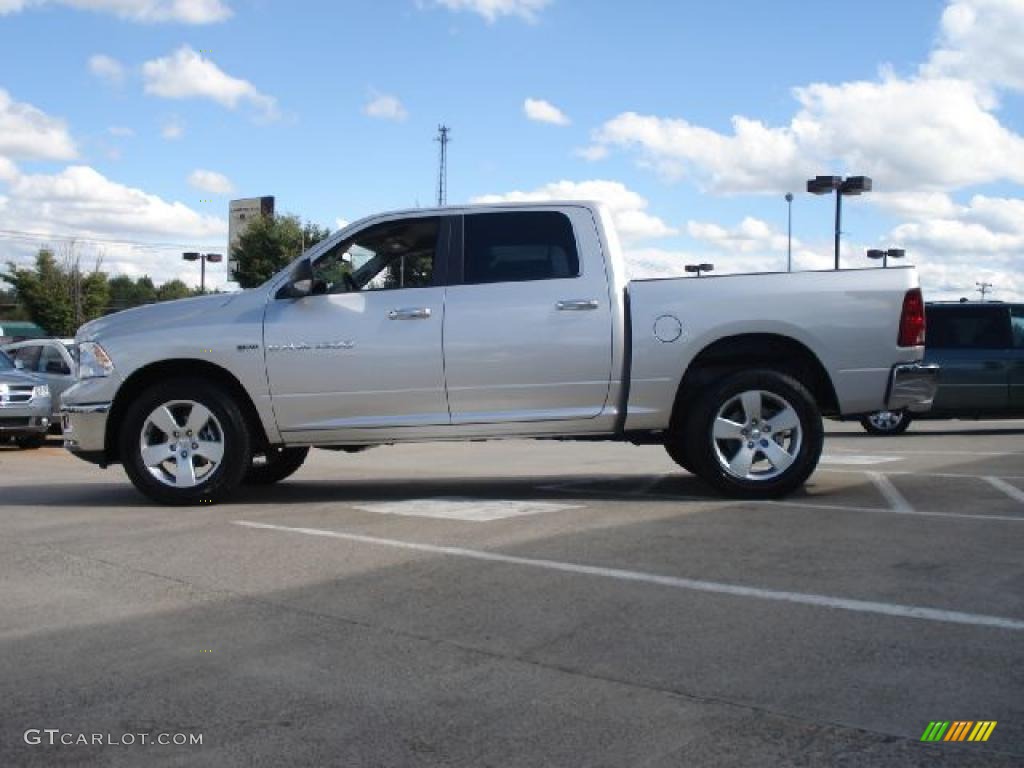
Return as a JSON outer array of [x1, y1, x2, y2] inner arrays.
[[78, 341, 115, 379], [32, 384, 50, 399]]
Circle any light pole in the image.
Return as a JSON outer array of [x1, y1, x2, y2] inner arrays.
[[685, 263, 714, 278], [866, 248, 905, 268], [806, 175, 872, 270], [183, 252, 223, 293], [976, 281, 993, 300], [785, 193, 793, 272]]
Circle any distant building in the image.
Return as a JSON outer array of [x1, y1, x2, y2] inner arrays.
[[228, 196, 275, 280]]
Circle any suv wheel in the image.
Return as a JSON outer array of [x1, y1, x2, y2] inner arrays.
[[244, 446, 310, 485], [685, 369, 823, 498], [860, 410, 912, 435], [120, 379, 251, 505]]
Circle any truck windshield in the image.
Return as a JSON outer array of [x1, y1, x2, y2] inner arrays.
[[0, 350, 14, 371]]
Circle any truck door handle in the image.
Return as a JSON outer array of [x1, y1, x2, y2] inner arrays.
[[388, 307, 431, 320], [556, 299, 599, 311]]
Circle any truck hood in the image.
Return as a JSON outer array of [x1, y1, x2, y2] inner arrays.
[[77, 292, 250, 343], [0, 368, 44, 386]]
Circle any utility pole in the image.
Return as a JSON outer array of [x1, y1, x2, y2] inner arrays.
[[976, 281, 993, 300], [785, 193, 793, 272], [435, 125, 450, 207]]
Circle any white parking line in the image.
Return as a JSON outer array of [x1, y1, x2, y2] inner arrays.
[[866, 472, 914, 513], [232, 521, 1024, 631], [984, 477, 1024, 505], [351, 498, 581, 522], [820, 454, 903, 465], [828, 446, 1019, 457]]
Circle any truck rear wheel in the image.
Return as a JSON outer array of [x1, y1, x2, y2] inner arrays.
[[120, 378, 251, 505], [244, 446, 309, 485], [685, 369, 823, 499], [860, 410, 912, 435]]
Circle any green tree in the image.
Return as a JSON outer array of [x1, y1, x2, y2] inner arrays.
[[2, 246, 110, 336], [0, 286, 29, 322], [156, 279, 192, 302], [108, 275, 160, 311], [231, 214, 330, 289]]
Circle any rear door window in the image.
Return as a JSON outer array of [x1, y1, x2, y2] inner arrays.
[[1011, 306, 1024, 348], [926, 306, 1012, 349], [463, 211, 579, 284], [38, 344, 71, 375]]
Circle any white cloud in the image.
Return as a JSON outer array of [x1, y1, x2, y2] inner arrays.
[[0, 165, 229, 287], [0, 89, 76, 162], [160, 116, 184, 140], [335, 217, 350, 230], [588, 76, 1024, 195], [524, 97, 569, 126], [107, 125, 134, 137], [143, 46, 278, 119], [687, 216, 794, 255], [432, 0, 550, 23], [574, 144, 608, 162], [188, 168, 234, 195], [362, 92, 408, 122], [924, 0, 1024, 91], [472, 179, 676, 242], [1, 0, 231, 23], [88, 53, 125, 86], [0, 157, 19, 183]]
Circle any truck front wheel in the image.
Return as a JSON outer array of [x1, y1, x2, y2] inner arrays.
[[120, 379, 252, 505], [685, 370, 823, 499]]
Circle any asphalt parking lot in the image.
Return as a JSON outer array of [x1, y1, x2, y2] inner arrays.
[[1, 421, 1022, 767]]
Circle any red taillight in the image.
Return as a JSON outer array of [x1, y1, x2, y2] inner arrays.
[[898, 288, 926, 347]]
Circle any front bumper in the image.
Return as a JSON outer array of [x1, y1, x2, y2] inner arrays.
[[0, 398, 51, 436], [61, 402, 111, 463], [886, 363, 939, 412]]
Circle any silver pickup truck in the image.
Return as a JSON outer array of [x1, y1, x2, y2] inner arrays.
[[61, 202, 937, 505]]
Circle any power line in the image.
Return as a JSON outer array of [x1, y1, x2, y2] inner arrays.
[[0, 228, 223, 251]]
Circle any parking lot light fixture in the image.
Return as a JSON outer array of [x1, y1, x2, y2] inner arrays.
[[806, 175, 873, 270], [685, 263, 714, 278], [867, 248, 905, 268], [182, 252, 223, 294]]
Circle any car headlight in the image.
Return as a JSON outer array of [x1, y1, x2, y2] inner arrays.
[[32, 384, 50, 399], [78, 341, 115, 379]]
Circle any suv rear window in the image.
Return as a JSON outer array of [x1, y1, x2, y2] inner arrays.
[[463, 211, 579, 284], [926, 306, 1011, 349]]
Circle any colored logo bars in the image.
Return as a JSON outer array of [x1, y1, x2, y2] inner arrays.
[[921, 721, 997, 742]]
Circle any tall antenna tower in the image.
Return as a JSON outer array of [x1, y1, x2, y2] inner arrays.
[[976, 280, 993, 300], [435, 125, 451, 206]]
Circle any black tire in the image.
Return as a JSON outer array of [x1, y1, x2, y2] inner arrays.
[[859, 410, 912, 435], [664, 440, 694, 473], [244, 446, 309, 485], [15, 433, 46, 450], [685, 369, 824, 499], [120, 378, 251, 505]]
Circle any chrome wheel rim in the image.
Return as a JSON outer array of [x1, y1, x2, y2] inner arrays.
[[712, 389, 802, 481], [868, 410, 903, 431], [139, 400, 225, 488]]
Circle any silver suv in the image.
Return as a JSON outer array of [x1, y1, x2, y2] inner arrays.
[[0, 349, 52, 449]]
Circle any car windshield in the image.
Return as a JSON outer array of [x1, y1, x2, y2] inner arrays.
[[0, 350, 14, 371]]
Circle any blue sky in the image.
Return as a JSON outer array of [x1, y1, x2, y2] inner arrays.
[[0, 0, 1022, 298]]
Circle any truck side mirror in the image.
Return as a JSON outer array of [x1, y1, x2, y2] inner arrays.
[[14, 359, 24, 370], [277, 258, 314, 300]]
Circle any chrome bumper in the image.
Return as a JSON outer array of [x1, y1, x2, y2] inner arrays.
[[60, 402, 111, 455], [886, 363, 939, 411]]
